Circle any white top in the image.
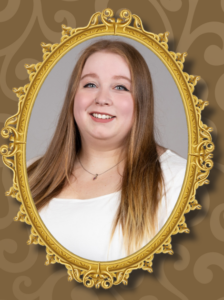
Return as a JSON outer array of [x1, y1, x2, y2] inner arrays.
[[27, 149, 187, 262]]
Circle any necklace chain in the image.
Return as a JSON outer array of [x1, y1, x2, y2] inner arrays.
[[77, 155, 125, 180]]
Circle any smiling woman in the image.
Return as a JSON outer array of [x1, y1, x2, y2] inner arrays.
[[26, 39, 187, 261], [73, 51, 134, 149]]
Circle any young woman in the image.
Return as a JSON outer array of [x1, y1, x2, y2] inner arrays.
[[27, 39, 187, 262]]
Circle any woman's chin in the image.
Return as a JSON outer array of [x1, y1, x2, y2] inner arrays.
[[91, 133, 116, 140]]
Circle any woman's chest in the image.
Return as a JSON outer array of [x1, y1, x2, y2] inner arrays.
[[39, 195, 125, 261], [58, 170, 122, 199]]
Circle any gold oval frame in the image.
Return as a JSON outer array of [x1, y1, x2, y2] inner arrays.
[[0, 8, 214, 289]]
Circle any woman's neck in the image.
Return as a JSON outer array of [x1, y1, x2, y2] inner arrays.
[[74, 143, 166, 176], [75, 145, 127, 175]]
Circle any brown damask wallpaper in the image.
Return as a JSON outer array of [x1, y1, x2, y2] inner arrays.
[[0, 0, 223, 299]]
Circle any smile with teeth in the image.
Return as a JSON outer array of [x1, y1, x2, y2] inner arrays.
[[91, 113, 115, 119]]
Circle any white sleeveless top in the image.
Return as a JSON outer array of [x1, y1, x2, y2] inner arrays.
[[27, 149, 187, 262]]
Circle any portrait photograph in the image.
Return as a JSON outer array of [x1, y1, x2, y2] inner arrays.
[[26, 35, 188, 262], [0, 0, 222, 298]]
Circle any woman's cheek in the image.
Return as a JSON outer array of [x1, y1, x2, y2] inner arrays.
[[73, 95, 82, 121], [74, 93, 85, 112], [121, 99, 134, 119]]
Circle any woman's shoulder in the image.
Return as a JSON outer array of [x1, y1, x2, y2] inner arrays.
[[160, 149, 187, 168], [26, 155, 42, 168], [157, 149, 187, 230], [159, 149, 187, 183]]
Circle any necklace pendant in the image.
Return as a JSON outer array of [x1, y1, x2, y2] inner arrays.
[[93, 174, 98, 180]]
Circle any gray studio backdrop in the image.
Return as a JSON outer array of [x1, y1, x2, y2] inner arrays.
[[26, 36, 188, 162]]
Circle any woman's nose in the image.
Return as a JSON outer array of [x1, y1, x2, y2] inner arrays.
[[94, 88, 112, 106]]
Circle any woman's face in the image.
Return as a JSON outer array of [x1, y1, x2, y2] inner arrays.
[[73, 51, 134, 148]]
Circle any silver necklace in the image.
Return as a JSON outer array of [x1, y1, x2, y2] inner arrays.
[[77, 155, 125, 180]]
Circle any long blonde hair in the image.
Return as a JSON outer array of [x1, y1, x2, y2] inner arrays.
[[27, 39, 165, 256]]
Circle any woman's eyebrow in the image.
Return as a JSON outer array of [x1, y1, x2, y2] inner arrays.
[[80, 73, 131, 82]]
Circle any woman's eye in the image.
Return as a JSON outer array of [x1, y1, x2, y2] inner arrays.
[[84, 83, 96, 88], [115, 85, 129, 91], [83, 83, 129, 91]]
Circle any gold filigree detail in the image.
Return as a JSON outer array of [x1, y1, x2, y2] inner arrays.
[[170, 51, 188, 70], [0, 8, 214, 289]]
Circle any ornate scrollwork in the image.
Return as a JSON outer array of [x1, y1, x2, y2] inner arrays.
[[0, 8, 214, 289]]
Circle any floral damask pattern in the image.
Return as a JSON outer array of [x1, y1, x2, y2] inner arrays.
[[0, 0, 223, 299]]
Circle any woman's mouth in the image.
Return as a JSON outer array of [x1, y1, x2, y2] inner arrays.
[[90, 113, 116, 123]]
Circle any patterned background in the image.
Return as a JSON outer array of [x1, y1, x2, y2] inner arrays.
[[0, 0, 223, 299]]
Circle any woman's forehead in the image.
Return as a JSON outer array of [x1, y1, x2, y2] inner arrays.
[[81, 51, 131, 78]]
